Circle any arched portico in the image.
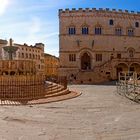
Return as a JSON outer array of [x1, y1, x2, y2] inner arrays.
[[129, 63, 140, 73], [116, 63, 129, 79]]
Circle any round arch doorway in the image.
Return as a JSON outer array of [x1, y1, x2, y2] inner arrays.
[[81, 52, 91, 70]]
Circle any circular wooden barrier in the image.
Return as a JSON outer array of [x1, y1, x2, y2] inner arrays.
[[0, 75, 46, 102]]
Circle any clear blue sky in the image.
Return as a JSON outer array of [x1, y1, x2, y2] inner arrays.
[[0, 0, 140, 56]]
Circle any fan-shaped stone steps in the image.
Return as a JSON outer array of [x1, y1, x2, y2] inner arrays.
[[0, 81, 81, 105]]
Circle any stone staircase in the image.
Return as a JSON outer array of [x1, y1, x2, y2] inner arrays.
[[76, 60, 113, 84], [94, 59, 113, 78], [45, 82, 70, 98], [76, 70, 108, 84]]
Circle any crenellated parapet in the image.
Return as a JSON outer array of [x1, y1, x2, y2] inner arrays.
[[59, 8, 140, 14], [59, 8, 140, 18]]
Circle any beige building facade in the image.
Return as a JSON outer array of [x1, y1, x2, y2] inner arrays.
[[59, 8, 140, 83]]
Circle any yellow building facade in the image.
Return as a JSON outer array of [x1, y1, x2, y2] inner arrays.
[[44, 53, 59, 78], [59, 8, 140, 84]]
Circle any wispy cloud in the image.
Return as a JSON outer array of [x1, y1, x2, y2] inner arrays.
[[10, 0, 79, 13], [43, 0, 78, 8], [44, 32, 58, 38], [0, 0, 79, 56], [28, 17, 42, 39], [0, 0, 10, 16]]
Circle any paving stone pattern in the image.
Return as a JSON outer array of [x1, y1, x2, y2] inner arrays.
[[0, 84, 140, 140]]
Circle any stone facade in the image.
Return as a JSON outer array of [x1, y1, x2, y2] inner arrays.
[[59, 8, 140, 84], [44, 53, 59, 78], [0, 39, 8, 60], [0, 39, 45, 75]]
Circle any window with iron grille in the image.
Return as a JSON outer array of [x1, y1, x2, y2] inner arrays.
[[69, 54, 76, 61], [96, 54, 102, 61]]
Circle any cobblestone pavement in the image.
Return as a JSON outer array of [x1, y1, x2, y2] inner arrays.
[[0, 84, 140, 140]]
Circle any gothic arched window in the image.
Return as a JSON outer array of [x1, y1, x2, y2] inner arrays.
[[115, 28, 122, 36], [95, 27, 102, 35], [68, 26, 76, 35], [128, 28, 134, 36], [82, 26, 88, 34]]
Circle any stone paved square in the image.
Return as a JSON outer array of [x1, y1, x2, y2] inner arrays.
[[0, 84, 140, 140]]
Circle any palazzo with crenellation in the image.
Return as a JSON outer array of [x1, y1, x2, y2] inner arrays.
[[59, 8, 140, 84]]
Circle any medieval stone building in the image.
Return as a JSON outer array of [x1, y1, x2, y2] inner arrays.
[[59, 8, 140, 84]]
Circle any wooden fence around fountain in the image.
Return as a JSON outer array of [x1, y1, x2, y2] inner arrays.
[[0, 75, 46, 101], [0, 75, 68, 103]]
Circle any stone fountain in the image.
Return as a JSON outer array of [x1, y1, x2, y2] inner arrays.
[[3, 38, 18, 60], [0, 38, 45, 104]]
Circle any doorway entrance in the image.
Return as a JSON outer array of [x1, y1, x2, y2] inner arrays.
[[81, 53, 91, 70]]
